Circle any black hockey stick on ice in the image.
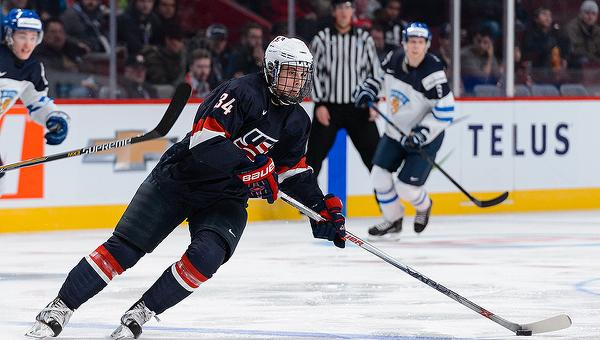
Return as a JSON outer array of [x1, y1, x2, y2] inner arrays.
[[368, 103, 508, 208], [0, 83, 191, 174], [279, 191, 571, 336]]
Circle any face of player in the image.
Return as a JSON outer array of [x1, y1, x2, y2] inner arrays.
[[276, 64, 309, 98], [404, 37, 427, 65], [333, 2, 353, 30], [191, 57, 211, 81], [11, 30, 39, 61]]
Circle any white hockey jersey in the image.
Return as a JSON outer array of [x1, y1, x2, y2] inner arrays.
[[365, 50, 455, 143], [0, 45, 58, 125]]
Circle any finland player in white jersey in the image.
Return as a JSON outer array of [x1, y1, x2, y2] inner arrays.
[[0, 9, 70, 181], [354, 22, 455, 238]]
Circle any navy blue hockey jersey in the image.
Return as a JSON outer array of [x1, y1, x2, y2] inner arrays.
[[151, 73, 324, 207]]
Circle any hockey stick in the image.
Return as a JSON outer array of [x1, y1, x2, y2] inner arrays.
[[279, 191, 571, 336], [0, 83, 191, 174], [368, 103, 508, 208]]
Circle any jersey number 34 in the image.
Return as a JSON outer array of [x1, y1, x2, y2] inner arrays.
[[214, 93, 236, 115]]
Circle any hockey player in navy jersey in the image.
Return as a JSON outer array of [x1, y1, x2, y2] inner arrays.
[[354, 22, 455, 239], [0, 9, 69, 180], [27, 36, 346, 339]]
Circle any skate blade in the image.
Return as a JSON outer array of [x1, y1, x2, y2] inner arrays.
[[367, 233, 401, 242], [111, 325, 136, 339], [25, 321, 55, 338]]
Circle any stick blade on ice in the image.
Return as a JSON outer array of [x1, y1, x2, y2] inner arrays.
[[520, 314, 572, 335]]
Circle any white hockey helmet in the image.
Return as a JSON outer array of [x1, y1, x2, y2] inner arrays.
[[263, 36, 313, 105]]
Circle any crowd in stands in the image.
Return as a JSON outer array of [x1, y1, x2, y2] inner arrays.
[[5, 0, 600, 98]]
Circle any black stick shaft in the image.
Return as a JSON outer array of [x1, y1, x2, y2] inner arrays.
[[0, 83, 191, 174]]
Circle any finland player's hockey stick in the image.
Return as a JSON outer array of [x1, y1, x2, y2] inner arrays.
[[368, 103, 508, 208], [0, 83, 192, 174], [279, 191, 571, 336]]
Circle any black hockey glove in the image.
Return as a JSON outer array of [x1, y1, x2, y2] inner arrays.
[[401, 125, 430, 151], [353, 82, 378, 108], [236, 155, 278, 204], [310, 194, 346, 248]]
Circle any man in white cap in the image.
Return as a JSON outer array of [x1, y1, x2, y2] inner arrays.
[[565, 0, 600, 65]]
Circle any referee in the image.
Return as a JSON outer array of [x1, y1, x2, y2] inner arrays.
[[307, 0, 383, 176]]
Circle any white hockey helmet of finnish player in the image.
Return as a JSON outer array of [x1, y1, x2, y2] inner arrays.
[[263, 36, 313, 105], [402, 22, 432, 50], [2, 8, 44, 46]]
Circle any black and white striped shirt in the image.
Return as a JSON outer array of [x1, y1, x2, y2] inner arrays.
[[310, 25, 383, 105]]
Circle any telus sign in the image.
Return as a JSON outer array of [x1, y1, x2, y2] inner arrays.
[[468, 123, 569, 157]]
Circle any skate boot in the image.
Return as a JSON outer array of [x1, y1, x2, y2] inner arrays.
[[368, 218, 402, 240], [414, 200, 432, 233], [111, 300, 158, 339], [26, 297, 73, 338]]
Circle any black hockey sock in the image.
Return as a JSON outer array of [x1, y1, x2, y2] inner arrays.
[[142, 266, 194, 315], [142, 230, 227, 314], [58, 257, 107, 310], [58, 235, 144, 310]]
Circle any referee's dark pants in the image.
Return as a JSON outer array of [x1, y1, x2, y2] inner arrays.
[[306, 103, 380, 176]]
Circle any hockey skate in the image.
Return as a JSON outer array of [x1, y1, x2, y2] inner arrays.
[[368, 218, 402, 240], [414, 200, 432, 233], [111, 300, 158, 339], [26, 297, 73, 338]]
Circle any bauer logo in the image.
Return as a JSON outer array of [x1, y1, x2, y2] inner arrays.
[[83, 130, 175, 171]]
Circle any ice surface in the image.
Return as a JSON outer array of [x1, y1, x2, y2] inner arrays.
[[1, 211, 598, 339]]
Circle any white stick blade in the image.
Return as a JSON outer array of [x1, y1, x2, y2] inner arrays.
[[521, 314, 572, 334]]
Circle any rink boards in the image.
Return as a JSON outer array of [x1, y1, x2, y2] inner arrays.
[[1, 98, 600, 231]]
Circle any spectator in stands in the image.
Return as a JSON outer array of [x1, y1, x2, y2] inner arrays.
[[521, 7, 569, 83], [373, 0, 406, 48], [155, 0, 177, 24], [36, 18, 88, 73], [565, 0, 600, 67], [354, 0, 381, 28], [226, 22, 264, 78], [185, 48, 216, 98], [2, 0, 29, 15], [370, 24, 393, 62], [435, 23, 451, 70], [143, 25, 186, 86], [61, 0, 110, 53], [101, 54, 157, 98], [460, 28, 501, 95], [154, 0, 179, 43], [203, 24, 230, 85], [117, 0, 162, 55]]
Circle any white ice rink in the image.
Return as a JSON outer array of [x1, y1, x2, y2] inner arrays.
[[1, 211, 599, 340]]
